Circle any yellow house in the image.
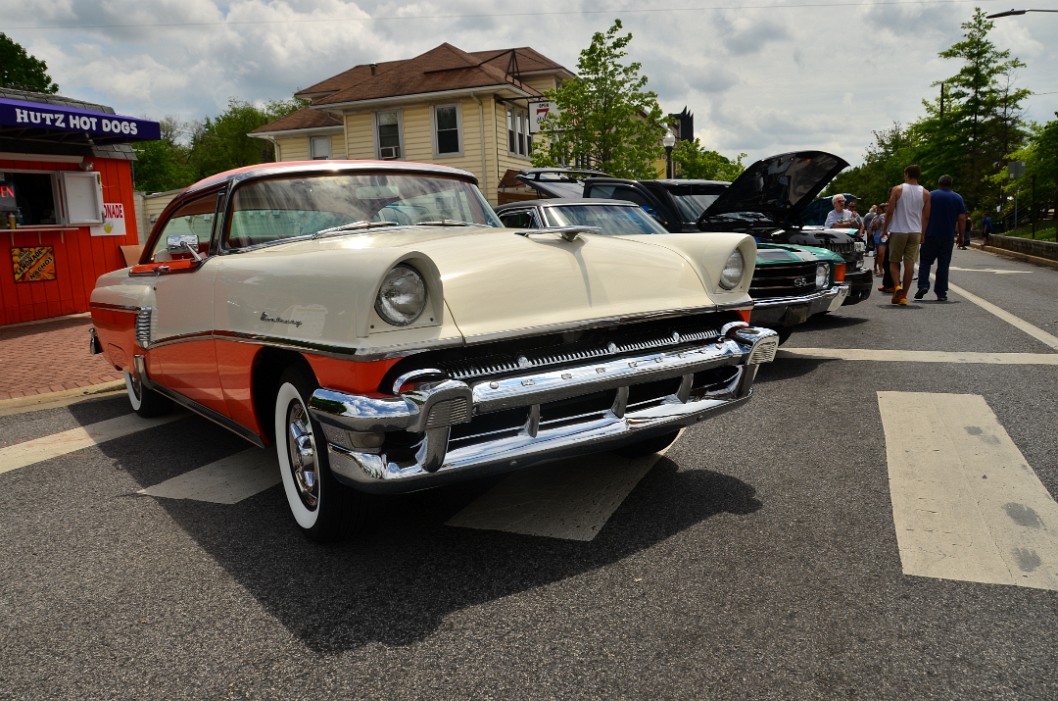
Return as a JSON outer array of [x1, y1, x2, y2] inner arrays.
[[251, 44, 574, 205]]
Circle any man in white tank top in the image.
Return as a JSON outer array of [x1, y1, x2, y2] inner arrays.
[[883, 165, 931, 305]]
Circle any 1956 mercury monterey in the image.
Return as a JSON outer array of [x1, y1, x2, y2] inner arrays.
[[90, 161, 778, 540]]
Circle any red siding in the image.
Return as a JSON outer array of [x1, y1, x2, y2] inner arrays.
[[0, 158, 140, 326]]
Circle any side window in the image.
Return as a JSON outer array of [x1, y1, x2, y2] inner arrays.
[[433, 105, 462, 156], [608, 186, 653, 209], [149, 195, 217, 262], [309, 135, 331, 160], [498, 209, 537, 229], [375, 111, 402, 160]]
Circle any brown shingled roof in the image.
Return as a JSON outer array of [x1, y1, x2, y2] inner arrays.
[[257, 43, 570, 136], [250, 106, 341, 134]]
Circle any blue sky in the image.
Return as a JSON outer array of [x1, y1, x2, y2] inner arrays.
[[5, 0, 1057, 167]]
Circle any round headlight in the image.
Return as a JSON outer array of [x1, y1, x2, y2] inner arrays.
[[719, 251, 744, 290], [815, 262, 830, 290], [375, 264, 427, 326]]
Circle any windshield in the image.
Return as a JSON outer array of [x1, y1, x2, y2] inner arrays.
[[670, 193, 722, 221], [544, 203, 669, 235], [224, 172, 501, 248]]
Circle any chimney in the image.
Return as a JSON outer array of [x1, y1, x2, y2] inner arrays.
[[370, 63, 378, 76]]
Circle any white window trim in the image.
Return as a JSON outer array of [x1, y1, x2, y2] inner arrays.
[[432, 104, 463, 158], [507, 107, 530, 158], [374, 110, 404, 160]]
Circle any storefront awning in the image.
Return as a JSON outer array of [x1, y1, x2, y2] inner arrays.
[[0, 97, 161, 146]]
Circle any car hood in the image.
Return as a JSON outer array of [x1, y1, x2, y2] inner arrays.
[[696, 150, 849, 227], [219, 228, 756, 348]]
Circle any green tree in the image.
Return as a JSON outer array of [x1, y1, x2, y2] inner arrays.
[[918, 8, 1029, 210], [0, 33, 59, 93], [670, 138, 745, 180], [532, 19, 666, 178], [188, 97, 306, 179], [132, 117, 196, 193]]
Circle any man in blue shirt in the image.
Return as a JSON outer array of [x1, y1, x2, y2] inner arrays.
[[915, 174, 966, 301]]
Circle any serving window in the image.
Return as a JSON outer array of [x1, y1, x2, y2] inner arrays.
[[0, 169, 104, 226]]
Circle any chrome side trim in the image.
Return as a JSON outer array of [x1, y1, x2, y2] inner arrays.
[[750, 286, 841, 309], [89, 302, 142, 314]]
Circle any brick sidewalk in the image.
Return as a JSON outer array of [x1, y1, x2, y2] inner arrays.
[[0, 314, 122, 401]]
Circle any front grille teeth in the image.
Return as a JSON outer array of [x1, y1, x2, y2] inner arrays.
[[444, 328, 722, 382]]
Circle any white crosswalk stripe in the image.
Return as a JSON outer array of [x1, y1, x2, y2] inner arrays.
[[880, 392, 1058, 591], [138, 448, 279, 504]]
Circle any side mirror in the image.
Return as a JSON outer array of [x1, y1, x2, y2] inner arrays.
[[167, 234, 203, 262]]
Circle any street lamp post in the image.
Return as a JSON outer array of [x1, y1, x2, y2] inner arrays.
[[662, 131, 676, 179], [986, 8, 1058, 18]]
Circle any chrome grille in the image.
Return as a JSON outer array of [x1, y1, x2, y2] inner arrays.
[[749, 263, 819, 298], [426, 398, 472, 429]]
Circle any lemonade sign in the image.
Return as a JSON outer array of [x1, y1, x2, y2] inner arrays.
[[91, 202, 127, 237]]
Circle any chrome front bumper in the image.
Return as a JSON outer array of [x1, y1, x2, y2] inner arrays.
[[749, 283, 848, 326], [308, 323, 779, 493]]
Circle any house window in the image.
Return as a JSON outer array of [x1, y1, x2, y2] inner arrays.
[[310, 135, 331, 160], [507, 107, 530, 157], [433, 104, 461, 156], [375, 111, 402, 160]]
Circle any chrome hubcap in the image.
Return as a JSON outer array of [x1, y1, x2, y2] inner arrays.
[[286, 401, 319, 509]]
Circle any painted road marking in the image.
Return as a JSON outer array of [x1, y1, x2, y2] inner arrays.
[[950, 282, 1058, 351], [447, 448, 668, 541], [0, 413, 181, 476], [948, 266, 1031, 275], [879, 392, 1058, 591], [780, 348, 1058, 365], [138, 448, 279, 504]]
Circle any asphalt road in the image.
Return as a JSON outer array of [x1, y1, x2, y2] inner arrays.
[[1, 247, 1056, 701]]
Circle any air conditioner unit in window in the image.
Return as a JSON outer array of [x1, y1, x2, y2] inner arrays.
[[379, 146, 401, 160]]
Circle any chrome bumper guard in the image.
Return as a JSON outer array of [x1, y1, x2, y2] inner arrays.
[[750, 283, 848, 324], [309, 323, 779, 492]]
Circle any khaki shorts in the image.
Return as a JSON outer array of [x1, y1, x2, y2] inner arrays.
[[887, 232, 920, 265]]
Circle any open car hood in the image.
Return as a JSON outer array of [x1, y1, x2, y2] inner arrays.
[[696, 151, 848, 228]]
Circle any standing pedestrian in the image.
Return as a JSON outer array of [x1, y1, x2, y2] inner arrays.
[[825, 194, 853, 228], [863, 205, 878, 254], [883, 165, 930, 305], [959, 215, 972, 249], [915, 175, 966, 302]]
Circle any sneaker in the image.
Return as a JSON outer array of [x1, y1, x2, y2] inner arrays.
[[936, 294, 948, 301], [914, 288, 928, 300], [891, 286, 903, 304], [899, 294, 908, 306]]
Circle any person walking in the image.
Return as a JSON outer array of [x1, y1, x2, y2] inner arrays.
[[915, 175, 966, 302], [959, 215, 972, 249], [863, 205, 878, 254], [883, 165, 930, 305]]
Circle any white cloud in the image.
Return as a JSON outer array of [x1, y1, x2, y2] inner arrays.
[[4, 0, 1056, 167]]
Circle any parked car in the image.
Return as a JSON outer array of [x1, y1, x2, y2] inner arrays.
[[518, 167, 849, 343], [580, 151, 873, 306], [90, 161, 779, 541], [497, 196, 847, 343], [495, 197, 672, 235]]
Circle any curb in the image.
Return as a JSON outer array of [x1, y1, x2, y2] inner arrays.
[[0, 380, 125, 417], [971, 241, 1058, 271]]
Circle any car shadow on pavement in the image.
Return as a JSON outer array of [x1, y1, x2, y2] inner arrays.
[[92, 417, 762, 653]]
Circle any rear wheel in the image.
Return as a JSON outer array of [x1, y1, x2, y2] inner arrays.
[[275, 367, 352, 542], [615, 430, 679, 458], [123, 371, 173, 418]]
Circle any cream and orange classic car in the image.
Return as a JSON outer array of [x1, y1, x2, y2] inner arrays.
[[90, 161, 778, 540]]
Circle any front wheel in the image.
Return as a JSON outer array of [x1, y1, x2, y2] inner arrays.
[[123, 371, 173, 418], [275, 367, 353, 542]]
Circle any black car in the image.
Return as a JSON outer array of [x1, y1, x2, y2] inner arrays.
[[577, 151, 872, 305]]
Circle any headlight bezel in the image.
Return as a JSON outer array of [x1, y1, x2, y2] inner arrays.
[[815, 262, 830, 290], [719, 251, 745, 290], [374, 263, 428, 327]]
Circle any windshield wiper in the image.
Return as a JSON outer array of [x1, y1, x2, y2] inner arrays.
[[416, 219, 472, 227], [312, 220, 399, 237]]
